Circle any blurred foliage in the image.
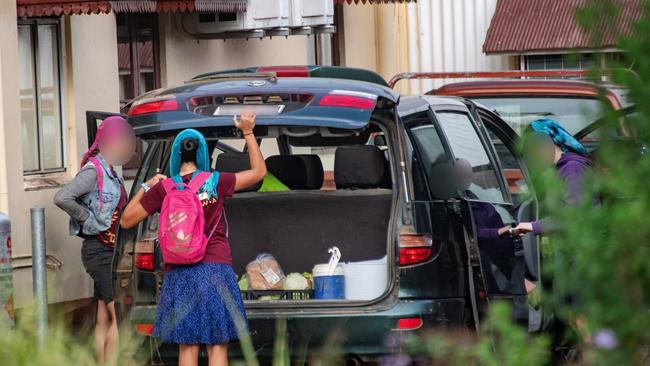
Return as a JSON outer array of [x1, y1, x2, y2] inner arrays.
[[0, 307, 147, 366], [403, 302, 549, 366], [548, 0, 650, 364]]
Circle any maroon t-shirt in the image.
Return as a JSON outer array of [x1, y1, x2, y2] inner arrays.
[[140, 172, 236, 265]]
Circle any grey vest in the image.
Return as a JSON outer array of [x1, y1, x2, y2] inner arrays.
[[69, 154, 125, 236]]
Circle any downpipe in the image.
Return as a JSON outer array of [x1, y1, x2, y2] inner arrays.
[[31, 207, 48, 347]]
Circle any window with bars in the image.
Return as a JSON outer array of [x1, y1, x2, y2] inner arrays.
[[18, 19, 65, 174], [117, 14, 160, 111], [524, 52, 624, 71]]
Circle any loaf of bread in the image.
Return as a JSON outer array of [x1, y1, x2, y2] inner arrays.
[[246, 254, 286, 290]]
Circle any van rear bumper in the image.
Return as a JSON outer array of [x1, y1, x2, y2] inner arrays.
[[131, 297, 467, 361]]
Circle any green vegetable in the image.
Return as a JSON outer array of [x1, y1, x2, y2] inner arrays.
[[285, 272, 310, 290], [238, 274, 249, 291], [302, 272, 313, 282], [259, 295, 281, 301], [302, 272, 313, 289]]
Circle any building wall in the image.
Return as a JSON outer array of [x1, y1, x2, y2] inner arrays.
[[339, 4, 409, 91], [2, 12, 120, 307], [0, 1, 21, 217], [159, 14, 313, 87], [341, 5, 378, 71], [404, 0, 512, 94], [338, 2, 510, 95]]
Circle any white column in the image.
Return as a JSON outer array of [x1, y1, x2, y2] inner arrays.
[[0, 1, 22, 215]]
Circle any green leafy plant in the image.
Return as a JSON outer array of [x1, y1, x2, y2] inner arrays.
[[0, 307, 147, 366]]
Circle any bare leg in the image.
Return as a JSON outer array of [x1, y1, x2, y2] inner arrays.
[[95, 300, 110, 364], [207, 344, 228, 366], [179, 344, 200, 366], [105, 301, 119, 366]]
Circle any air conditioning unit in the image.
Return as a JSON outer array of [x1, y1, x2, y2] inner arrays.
[[185, 0, 334, 39], [193, 0, 290, 34], [290, 0, 334, 27]]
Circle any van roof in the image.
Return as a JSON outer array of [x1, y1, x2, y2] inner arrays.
[[192, 65, 390, 87]]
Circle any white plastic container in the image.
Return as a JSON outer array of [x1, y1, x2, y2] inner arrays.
[[343, 256, 388, 300]]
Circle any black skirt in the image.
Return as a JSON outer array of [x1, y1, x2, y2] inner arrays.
[[81, 238, 114, 303]]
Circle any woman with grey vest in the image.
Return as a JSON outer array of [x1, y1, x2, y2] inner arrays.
[[54, 116, 162, 365]]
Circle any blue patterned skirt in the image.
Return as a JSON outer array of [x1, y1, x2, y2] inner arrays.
[[153, 263, 248, 345]]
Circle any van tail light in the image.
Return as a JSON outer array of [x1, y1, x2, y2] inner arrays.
[[135, 240, 155, 271], [394, 317, 423, 331], [399, 233, 437, 266], [135, 323, 154, 335], [318, 92, 377, 110], [128, 99, 178, 116], [135, 254, 154, 271]]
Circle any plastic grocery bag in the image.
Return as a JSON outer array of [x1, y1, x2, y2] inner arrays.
[[246, 253, 286, 290]]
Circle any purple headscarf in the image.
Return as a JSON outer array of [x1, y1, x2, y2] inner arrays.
[[81, 116, 134, 168]]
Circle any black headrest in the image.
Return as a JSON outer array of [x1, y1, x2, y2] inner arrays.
[[334, 145, 387, 189], [214, 152, 262, 192], [266, 155, 324, 190]]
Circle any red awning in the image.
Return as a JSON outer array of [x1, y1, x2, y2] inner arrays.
[[333, 0, 415, 4], [17, 0, 111, 17], [483, 0, 641, 54], [17, 0, 246, 17]]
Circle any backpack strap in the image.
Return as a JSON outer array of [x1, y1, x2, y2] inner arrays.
[[204, 171, 224, 241], [87, 157, 105, 209], [187, 171, 212, 193], [161, 178, 178, 194]]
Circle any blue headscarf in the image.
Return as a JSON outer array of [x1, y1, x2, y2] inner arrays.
[[529, 118, 587, 155], [169, 129, 218, 197]]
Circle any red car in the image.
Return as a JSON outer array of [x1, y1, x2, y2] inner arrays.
[[390, 71, 632, 191]]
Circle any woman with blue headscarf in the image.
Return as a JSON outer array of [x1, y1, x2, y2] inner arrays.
[[121, 114, 266, 366], [514, 118, 594, 235]]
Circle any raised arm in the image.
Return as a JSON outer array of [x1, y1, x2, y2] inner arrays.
[[232, 114, 267, 192]]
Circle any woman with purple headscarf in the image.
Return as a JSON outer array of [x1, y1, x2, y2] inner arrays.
[[55, 116, 165, 364]]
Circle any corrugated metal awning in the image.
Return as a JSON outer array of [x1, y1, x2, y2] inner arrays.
[[111, 0, 246, 13], [484, 0, 641, 54], [16, 0, 246, 17], [334, 0, 415, 4]]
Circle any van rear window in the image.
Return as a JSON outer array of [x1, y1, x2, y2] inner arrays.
[[473, 96, 602, 136]]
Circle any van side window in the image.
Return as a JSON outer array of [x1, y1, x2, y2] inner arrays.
[[486, 128, 526, 195], [436, 111, 506, 203], [404, 112, 446, 200]]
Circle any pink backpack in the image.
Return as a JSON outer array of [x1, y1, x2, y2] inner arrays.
[[158, 172, 219, 265]]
